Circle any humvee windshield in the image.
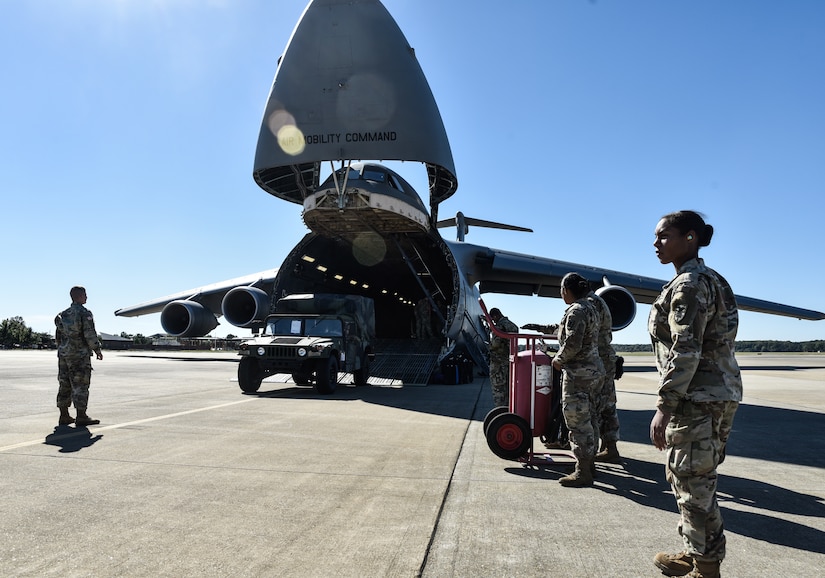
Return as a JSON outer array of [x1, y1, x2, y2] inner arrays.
[[266, 317, 343, 337]]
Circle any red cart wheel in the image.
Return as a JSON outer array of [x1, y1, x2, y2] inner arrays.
[[483, 406, 509, 437], [485, 413, 531, 460]]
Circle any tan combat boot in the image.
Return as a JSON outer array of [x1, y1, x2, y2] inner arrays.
[[653, 551, 694, 576], [558, 458, 594, 487], [686, 559, 721, 578], [594, 440, 622, 463]]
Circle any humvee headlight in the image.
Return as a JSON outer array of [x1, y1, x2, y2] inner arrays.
[[297, 347, 307, 357], [256, 347, 266, 356]]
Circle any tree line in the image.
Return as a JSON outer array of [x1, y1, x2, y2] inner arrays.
[[0, 317, 53, 349], [615, 341, 825, 353], [2, 316, 823, 352], [0, 317, 235, 349]]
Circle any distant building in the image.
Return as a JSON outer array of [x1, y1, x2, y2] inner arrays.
[[152, 335, 182, 348], [100, 333, 133, 350]]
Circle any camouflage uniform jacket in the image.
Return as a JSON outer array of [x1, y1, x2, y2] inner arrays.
[[490, 316, 519, 366], [648, 257, 742, 414], [586, 291, 617, 377], [55, 303, 101, 359], [555, 299, 603, 376]]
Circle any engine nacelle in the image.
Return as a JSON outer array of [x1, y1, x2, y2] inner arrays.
[[221, 287, 271, 328], [160, 300, 219, 337], [596, 285, 636, 331]]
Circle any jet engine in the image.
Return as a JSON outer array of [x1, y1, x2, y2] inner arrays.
[[160, 300, 219, 337], [596, 285, 637, 331], [221, 287, 271, 328]]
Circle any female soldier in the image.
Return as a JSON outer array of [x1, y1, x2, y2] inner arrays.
[[649, 211, 742, 578], [551, 272, 605, 487]]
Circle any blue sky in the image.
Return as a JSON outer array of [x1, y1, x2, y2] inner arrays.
[[2, 0, 824, 345]]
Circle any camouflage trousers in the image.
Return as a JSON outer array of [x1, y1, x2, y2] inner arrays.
[[594, 375, 620, 443], [561, 370, 601, 460], [57, 356, 93, 411], [489, 361, 509, 407], [665, 400, 739, 562], [415, 314, 433, 339]]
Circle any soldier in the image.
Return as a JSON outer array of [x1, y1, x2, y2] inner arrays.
[[415, 297, 434, 339], [551, 273, 605, 488], [55, 286, 103, 426], [649, 211, 741, 578], [488, 307, 518, 408], [586, 290, 622, 463]]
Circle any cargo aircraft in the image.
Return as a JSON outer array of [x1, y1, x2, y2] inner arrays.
[[115, 0, 824, 383]]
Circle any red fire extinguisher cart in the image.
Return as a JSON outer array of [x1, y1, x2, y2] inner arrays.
[[479, 298, 574, 466]]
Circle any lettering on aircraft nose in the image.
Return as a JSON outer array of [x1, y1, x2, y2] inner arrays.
[[299, 131, 399, 145], [303, 133, 341, 144]]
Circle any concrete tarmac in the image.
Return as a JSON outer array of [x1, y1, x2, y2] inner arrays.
[[1, 350, 823, 577]]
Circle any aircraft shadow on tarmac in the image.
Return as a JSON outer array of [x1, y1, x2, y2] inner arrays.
[[614, 406, 825, 555], [43, 425, 104, 453], [509, 454, 825, 555], [618, 405, 825, 470], [122, 354, 238, 363], [249, 380, 483, 422]]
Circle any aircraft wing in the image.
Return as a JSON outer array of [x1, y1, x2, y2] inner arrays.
[[114, 269, 279, 318], [453, 243, 825, 321]]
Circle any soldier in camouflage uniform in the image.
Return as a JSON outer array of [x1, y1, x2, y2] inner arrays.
[[649, 211, 741, 578], [586, 290, 622, 463], [551, 273, 605, 488], [415, 297, 434, 339], [488, 307, 519, 408], [55, 286, 104, 427]]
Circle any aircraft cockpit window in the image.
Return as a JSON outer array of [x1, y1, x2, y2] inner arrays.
[[321, 168, 362, 189], [388, 174, 404, 191], [361, 169, 387, 183]]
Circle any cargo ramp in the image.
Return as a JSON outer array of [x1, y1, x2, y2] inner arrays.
[[368, 338, 443, 385]]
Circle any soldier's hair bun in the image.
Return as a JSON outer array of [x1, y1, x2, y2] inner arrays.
[[661, 210, 713, 248], [561, 272, 591, 299]]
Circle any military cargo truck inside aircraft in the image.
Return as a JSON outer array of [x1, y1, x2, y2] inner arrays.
[[237, 293, 375, 394]]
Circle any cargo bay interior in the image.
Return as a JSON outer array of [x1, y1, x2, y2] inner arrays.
[[269, 231, 461, 383]]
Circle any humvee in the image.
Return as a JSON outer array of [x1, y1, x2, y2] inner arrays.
[[236, 293, 375, 394]]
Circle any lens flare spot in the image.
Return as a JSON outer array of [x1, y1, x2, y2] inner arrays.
[[277, 125, 306, 156], [352, 232, 386, 267], [267, 109, 294, 134]]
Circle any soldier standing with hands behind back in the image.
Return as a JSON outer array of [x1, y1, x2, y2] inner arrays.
[[55, 286, 103, 426]]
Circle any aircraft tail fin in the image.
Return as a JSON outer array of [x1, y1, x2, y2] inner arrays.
[[436, 211, 532, 241]]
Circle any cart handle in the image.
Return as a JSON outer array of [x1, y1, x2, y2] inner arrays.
[[478, 297, 558, 342]]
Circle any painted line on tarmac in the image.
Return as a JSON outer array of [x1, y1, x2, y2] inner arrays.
[[0, 398, 257, 453]]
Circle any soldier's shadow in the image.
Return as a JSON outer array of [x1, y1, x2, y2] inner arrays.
[[44, 425, 103, 453], [597, 457, 825, 555]]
